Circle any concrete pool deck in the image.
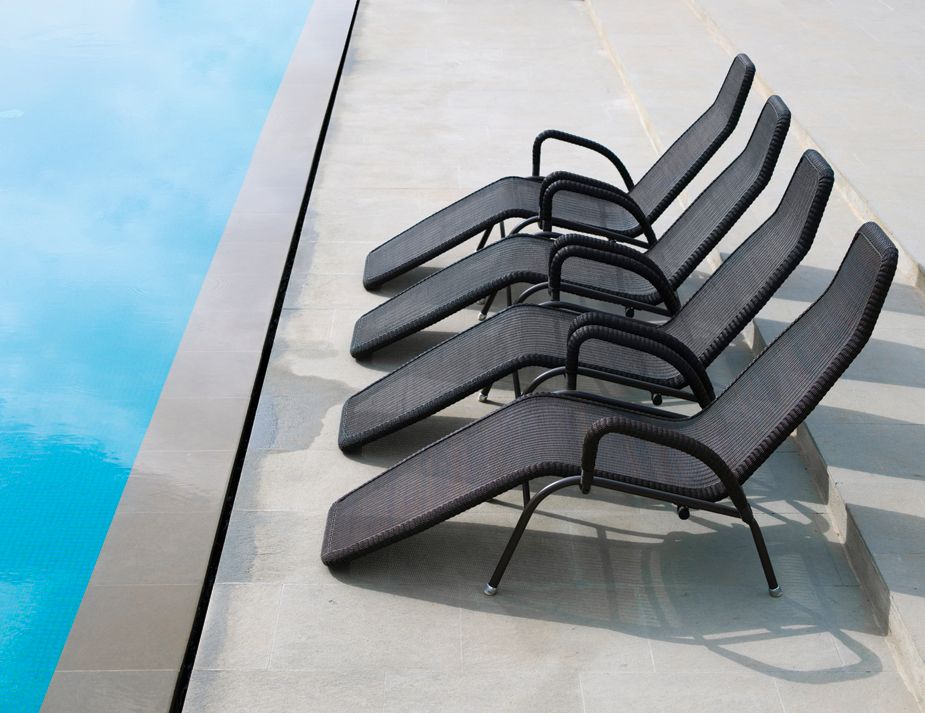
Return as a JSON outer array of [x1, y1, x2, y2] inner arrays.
[[178, 0, 925, 711]]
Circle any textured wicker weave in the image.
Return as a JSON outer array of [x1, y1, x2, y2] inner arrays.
[[663, 150, 831, 357], [323, 224, 897, 566], [645, 96, 789, 287], [629, 54, 754, 221], [363, 176, 544, 290], [683, 224, 896, 480], [350, 97, 789, 357], [327, 393, 719, 565], [339, 151, 832, 450], [362, 55, 755, 289]]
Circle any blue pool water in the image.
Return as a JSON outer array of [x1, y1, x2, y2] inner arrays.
[[0, 1, 313, 708]]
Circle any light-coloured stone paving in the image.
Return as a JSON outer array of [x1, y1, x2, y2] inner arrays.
[[689, 0, 925, 274], [184, 0, 924, 710]]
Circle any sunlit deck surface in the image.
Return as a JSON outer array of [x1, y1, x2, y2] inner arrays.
[[184, 1, 925, 710]]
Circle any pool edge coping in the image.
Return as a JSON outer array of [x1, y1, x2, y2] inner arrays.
[[39, 2, 359, 711]]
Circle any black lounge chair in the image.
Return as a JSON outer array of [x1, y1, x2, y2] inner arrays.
[[323, 223, 898, 598], [351, 96, 790, 357], [362, 54, 755, 289], [339, 151, 833, 451]]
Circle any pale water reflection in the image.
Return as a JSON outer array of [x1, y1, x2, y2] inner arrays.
[[0, 1, 312, 708]]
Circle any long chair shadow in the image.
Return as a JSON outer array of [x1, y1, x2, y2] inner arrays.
[[362, 330, 460, 372], [755, 318, 925, 389], [796, 404, 925, 483], [768, 262, 925, 317], [330, 503, 888, 683], [351, 415, 476, 467]]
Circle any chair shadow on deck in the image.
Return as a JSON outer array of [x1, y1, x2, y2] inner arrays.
[[767, 261, 925, 317], [756, 317, 925, 390], [329, 488, 896, 684]]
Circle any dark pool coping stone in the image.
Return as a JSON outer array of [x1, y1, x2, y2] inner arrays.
[[40, 2, 358, 711]]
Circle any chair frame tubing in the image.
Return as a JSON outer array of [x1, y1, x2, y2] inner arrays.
[[484, 475, 781, 598]]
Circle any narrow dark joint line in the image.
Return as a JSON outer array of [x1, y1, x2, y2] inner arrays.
[[168, 3, 361, 710]]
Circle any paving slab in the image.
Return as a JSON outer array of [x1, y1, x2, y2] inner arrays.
[[687, 0, 925, 276], [187, 0, 922, 711]]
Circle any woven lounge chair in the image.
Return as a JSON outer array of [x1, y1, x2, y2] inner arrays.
[[351, 96, 790, 357], [362, 54, 755, 289], [323, 223, 898, 597], [339, 151, 833, 451]]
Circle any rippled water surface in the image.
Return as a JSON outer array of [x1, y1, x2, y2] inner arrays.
[[0, 1, 312, 707]]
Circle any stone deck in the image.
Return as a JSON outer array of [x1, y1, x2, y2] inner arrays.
[[184, 0, 925, 710]]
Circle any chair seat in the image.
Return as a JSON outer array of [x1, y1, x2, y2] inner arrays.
[[324, 392, 725, 566], [351, 235, 660, 357], [341, 304, 685, 450], [362, 54, 756, 289]]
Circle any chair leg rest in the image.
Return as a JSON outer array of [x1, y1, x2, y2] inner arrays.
[[483, 583, 498, 596], [769, 586, 783, 598]]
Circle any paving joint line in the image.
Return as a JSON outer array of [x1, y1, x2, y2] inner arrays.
[[583, 0, 664, 157], [682, 0, 925, 289]]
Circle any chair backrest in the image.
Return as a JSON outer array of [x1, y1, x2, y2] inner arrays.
[[629, 54, 755, 220], [664, 150, 833, 365], [686, 223, 898, 481], [646, 95, 791, 286]]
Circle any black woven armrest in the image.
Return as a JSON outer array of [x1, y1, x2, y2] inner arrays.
[[565, 312, 714, 405], [532, 129, 634, 190], [581, 415, 745, 509], [538, 171, 629, 208], [549, 232, 661, 272], [500, 171, 623, 240], [540, 179, 656, 246], [547, 236, 680, 314]]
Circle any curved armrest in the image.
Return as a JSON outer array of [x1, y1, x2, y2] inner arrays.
[[540, 179, 656, 246], [510, 171, 627, 238], [581, 414, 746, 511], [538, 171, 628, 208], [547, 235, 680, 314], [565, 312, 715, 406], [532, 129, 634, 190], [550, 232, 659, 268]]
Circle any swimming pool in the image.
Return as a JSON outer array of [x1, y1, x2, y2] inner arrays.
[[0, 1, 313, 708]]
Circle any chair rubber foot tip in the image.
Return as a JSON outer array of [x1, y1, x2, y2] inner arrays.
[[483, 584, 498, 596], [478, 314, 487, 321], [478, 394, 488, 402], [769, 586, 783, 598]]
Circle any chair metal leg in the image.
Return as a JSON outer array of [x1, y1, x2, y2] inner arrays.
[[484, 475, 582, 595], [478, 222, 506, 321], [479, 291, 497, 321], [475, 223, 494, 251], [479, 369, 522, 401], [504, 282, 524, 395], [744, 512, 781, 597], [484, 475, 782, 600]]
